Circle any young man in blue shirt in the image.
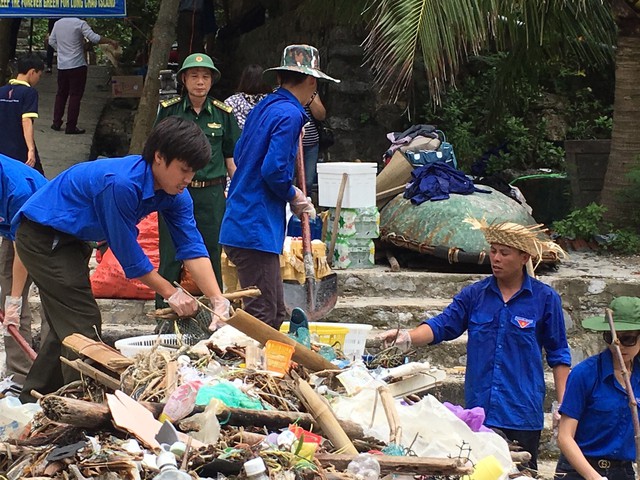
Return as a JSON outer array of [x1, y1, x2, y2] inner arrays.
[[220, 44, 339, 329], [380, 219, 571, 472], [0, 154, 48, 394], [13, 116, 230, 403]]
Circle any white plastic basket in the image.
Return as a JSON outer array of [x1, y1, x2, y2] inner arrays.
[[114, 334, 196, 358]]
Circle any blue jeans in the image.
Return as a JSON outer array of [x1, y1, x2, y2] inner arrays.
[[303, 143, 320, 193]]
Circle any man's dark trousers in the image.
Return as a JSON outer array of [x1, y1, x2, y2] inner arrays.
[[53, 65, 88, 132], [15, 218, 101, 403]]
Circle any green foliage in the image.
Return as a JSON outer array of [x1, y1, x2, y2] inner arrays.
[[420, 52, 612, 172], [607, 230, 640, 255], [552, 203, 608, 240]]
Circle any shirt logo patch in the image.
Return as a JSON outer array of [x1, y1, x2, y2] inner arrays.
[[515, 316, 533, 328], [208, 122, 221, 128]]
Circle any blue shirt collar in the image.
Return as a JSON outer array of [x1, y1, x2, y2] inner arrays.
[[273, 87, 308, 119], [142, 159, 157, 200], [488, 270, 533, 299], [600, 347, 640, 381]]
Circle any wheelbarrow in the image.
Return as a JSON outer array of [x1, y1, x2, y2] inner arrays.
[[283, 135, 338, 321]]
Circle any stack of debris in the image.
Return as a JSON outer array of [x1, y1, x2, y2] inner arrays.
[[1, 309, 525, 480]]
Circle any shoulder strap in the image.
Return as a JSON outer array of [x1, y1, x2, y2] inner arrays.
[[212, 98, 233, 113]]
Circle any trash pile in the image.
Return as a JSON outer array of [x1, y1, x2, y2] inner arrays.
[[1, 311, 522, 480]]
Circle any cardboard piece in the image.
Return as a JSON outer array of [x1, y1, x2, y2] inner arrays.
[[107, 390, 205, 450], [111, 75, 144, 98]]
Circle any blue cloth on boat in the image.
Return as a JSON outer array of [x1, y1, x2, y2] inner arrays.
[[404, 162, 491, 205]]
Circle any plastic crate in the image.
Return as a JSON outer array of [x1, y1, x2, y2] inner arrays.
[[280, 322, 372, 360], [114, 334, 198, 358]]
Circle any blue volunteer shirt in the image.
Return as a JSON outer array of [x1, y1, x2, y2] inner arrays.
[[424, 274, 571, 430], [220, 87, 307, 254], [15, 155, 208, 279], [560, 349, 640, 461], [0, 153, 47, 240]]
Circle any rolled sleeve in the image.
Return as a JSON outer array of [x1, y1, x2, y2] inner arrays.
[[94, 183, 153, 279]]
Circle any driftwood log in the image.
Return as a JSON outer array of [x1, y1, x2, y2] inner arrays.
[[315, 453, 473, 475], [39, 395, 366, 440]]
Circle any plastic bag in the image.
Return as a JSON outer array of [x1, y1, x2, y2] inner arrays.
[[0, 396, 41, 441]]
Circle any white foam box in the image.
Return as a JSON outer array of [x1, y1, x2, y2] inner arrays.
[[317, 162, 377, 208]]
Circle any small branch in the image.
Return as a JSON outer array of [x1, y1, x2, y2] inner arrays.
[[606, 308, 640, 479]]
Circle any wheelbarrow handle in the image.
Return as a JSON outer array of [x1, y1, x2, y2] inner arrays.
[[0, 310, 37, 361]]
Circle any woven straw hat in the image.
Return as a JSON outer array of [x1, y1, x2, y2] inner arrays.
[[464, 217, 566, 268]]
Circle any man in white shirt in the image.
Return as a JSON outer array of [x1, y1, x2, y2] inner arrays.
[[48, 18, 117, 134]]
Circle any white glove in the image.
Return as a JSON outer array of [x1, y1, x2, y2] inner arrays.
[[290, 186, 317, 220], [167, 288, 197, 317], [2, 296, 22, 335], [378, 329, 412, 352], [208, 296, 231, 330]]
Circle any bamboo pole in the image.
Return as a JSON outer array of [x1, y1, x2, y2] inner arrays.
[[605, 308, 640, 478]]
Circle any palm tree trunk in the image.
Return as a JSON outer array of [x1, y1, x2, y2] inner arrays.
[[599, 5, 640, 227], [129, 0, 181, 154]]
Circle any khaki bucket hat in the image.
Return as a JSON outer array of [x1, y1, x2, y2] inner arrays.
[[583, 297, 640, 331], [264, 44, 340, 83]]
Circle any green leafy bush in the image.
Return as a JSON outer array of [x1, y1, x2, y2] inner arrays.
[[552, 203, 608, 240]]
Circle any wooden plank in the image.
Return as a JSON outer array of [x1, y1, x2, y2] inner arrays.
[[62, 333, 132, 373]]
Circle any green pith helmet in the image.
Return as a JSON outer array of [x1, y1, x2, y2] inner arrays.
[[178, 53, 221, 83], [583, 297, 640, 331], [264, 44, 340, 83]]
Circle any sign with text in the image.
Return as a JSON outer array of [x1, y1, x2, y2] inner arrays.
[[0, 0, 126, 17]]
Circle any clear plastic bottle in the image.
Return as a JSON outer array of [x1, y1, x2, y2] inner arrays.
[[153, 449, 191, 479], [244, 457, 269, 480]]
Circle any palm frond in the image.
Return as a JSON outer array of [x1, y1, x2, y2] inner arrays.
[[364, 0, 616, 105]]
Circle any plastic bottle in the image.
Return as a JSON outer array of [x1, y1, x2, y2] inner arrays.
[[153, 449, 191, 479], [159, 381, 201, 423], [244, 457, 269, 480]]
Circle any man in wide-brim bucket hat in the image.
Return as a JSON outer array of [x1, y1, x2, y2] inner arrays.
[[220, 44, 338, 330], [264, 44, 340, 83], [554, 296, 640, 480]]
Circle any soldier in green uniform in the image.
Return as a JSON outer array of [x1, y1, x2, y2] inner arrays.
[[155, 53, 241, 309]]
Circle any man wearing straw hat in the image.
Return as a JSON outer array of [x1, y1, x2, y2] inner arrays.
[[220, 44, 339, 329], [379, 218, 571, 472]]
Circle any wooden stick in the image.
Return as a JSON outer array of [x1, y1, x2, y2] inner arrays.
[[606, 308, 640, 479], [377, 385, 401, 445], [314, 453, 472, 475], [328, 173, 348, 267], [293, 375, 358, 455], [60, 357, 121, 390], [376, 184, 406, 200]]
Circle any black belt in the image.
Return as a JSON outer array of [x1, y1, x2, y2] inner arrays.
[[189, 177, 226, 188], [586, 457, 632, 469]]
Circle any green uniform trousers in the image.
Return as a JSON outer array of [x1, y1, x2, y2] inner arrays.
[[16, 218, 102, 403], [156, 183, 225, 308]]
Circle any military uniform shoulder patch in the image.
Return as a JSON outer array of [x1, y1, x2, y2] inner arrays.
[[212, 98, 233, 113], [160, 96, 182, 108]]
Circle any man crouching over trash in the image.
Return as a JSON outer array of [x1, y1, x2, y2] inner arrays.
[[13, 116, 230, 403]]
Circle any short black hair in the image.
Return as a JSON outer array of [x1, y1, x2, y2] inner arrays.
[[17, 54, 45, 74], [142, 116, 210, 170], [277, 70, 310, 86], [237, 64, 271, 94]]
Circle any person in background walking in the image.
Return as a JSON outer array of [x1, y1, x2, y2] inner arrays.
[[48, 17, 118, 134], [224, 64, 271, 129], [554, 297, 640, 480], [301, 91, 326, 194]]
